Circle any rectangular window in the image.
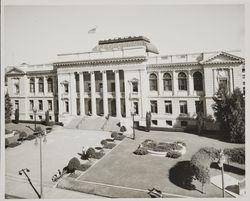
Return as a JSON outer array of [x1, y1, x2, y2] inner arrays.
[[179, 101, 188, 114], [29, 100, 34, 111], [88, 83, 91, 92], [111, 83, 115, 92], [15, 100, 19, 110], [13, 79, 20, 94], [49, 116, 52, 120], [165, 101, 172, 114], [150, 100, 158, 113], [39, 82, 44, 92], [166, 120, 172, 126], [65, 101, 69, 113], [30, 83, 35, 93], [152, 120, 158, 125], [219, 78, 228, 90], [64, 84, 69, 93], [48, 100, 53, 110], [30, 115, 33, 120], [99, 83, 103, 93], [195, 101, 204, 113], [133, 102, 139, 115], [164, 79, 172, 91], [38, 115, 42, 120], [38, 100, 43, 110], [132, 82, 138, 92]]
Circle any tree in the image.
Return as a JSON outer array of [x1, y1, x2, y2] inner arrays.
[[45, 110, 50, 126], [5, 92, 13, 123], [212, 87, 245, 143], [145, 111, 152, 132]]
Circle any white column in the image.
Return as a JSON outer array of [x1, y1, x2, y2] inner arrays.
[[57, 77, 63, 116], [172, 71, 178, 96], [158, 71, 163, 96], [90, 71, 96, 116], [102, 71, 108, 116], [115, 70, 121, 117], [188, 70, 193, 96], [44, 77, 48, 95], [70, 73, 77, 115], [124, 72, 131, 117], [213, 69, 217, 94], [79, 72, 85, 116], [229, 68, 234, 93], [35, 77, 39, 95]]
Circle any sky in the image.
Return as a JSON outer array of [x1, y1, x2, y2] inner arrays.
[[3, 4, 244, 66]]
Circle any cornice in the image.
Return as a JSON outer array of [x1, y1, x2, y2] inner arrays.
[[54, 56, 147, 67]]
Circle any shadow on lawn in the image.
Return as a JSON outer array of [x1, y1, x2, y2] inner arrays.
[[169, 161, 196, 190], [210, 162, 245, 175]]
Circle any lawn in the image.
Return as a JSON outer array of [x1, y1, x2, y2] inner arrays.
[[5, 122, 49, 135], [64, 130, 245, 198]]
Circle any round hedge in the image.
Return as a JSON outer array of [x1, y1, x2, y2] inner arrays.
[[133, 147, 148, 155], [68, 157, 80, 173]]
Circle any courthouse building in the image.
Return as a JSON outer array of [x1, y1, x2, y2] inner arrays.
[[5, 36, 244, 129]]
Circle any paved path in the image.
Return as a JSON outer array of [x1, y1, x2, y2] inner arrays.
[[5, 128, 111, 198]]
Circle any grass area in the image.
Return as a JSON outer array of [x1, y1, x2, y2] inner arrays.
[[71, 130, 244, 198]]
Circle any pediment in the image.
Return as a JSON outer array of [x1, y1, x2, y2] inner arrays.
[[6, 67, 25, 75], [201, 52, 244, 64]]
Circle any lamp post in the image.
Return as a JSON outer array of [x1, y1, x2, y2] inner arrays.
[[218, 149, 226, 197], [34, 129, 47, 199], [131, 108, 135, 140], [33, 108, 37, 130], [18, 168, 41, 199]]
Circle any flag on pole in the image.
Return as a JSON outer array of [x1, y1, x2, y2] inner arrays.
[[88, 27, 97, 34]]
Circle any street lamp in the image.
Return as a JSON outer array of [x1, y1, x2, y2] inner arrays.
[[18, 168, 41, 199], [218, 149, 226, 197], [33, 107, 37, 130], [34, 129, 47, 199]]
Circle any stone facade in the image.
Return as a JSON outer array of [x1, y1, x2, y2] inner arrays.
[[5, 36, 244, 130]]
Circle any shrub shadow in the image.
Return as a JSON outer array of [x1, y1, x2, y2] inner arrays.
[[169, 161, 196, 190], [210, 162, 245, 175]]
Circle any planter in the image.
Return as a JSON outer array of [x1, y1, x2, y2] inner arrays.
[[147, 150, 167, 157]]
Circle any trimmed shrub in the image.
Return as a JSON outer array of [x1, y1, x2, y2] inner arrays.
[[68, 157, 80, 173], [111, 131, 118, 138], [104, 143, 116, 149], [100, 139, 108, 146], [35, 126, 43, 133], [77, 163, 91, 171], [19, 131, 28, 141], [133, 147, 148, 155], [114, 134, 125, 141], [8, 142, 20, 148], [86, 148, 96, 158], [166, 150, 182, 158], [14, 109, 19, 124], [142, 141, 157, 150], [198, 147, 220, 161], [224, 148, 245, 164], [106, 138, 115, 142], [26, 134, 36, 141], [94, 152, 105, 159], [120, 126, 127, 133]]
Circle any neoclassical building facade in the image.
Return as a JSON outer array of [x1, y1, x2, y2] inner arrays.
[[5, 36, 244, 129]]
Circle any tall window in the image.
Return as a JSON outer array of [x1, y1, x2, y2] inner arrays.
[[65, 101, 69, 113], [195, 101, 204, 113], [29, 100, 34, 111], [111, 83, 115, 92], [38, 78, 44, 93], [38, 100, 43, 110], [30, 78, 35, 93], [149, 73, 158, 91], [48, 100, 53, 110], [64, 83, 69, 93], [47, 78, 53, 93], [165, 101, 172, 114], [132, 82, 138, 92], [179, 101, 188, 114], [163, 73, 172, 91], [15, 100, 19, 110], [178, 72, 187, 90], [150, 100, 158, 113], [13, 79, 20, 94], [133, 102, 139, 115], [193, 72, 203, 91]]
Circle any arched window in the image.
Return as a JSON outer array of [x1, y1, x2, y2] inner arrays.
[[193, 71, 203, 91], [178, 72, 187, 90], [38, 78, 44, 93], [47, 78, 53, 93], [163, 73, 172, 91], [149, 73, 158, 91], [30, 78, 35, 93]]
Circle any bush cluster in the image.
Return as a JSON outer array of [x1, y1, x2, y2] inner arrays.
[[19, 131, 28, 141], [224, 147, 245, 164], [26, 135, 36, 140], [142, 139, 183, 152], [114, 134, 125, 141], [166, 150, 182, 158], [67, 157, 81, 173], [101, 139, 108, 146], [133, 147, 148, 155], [86, 148, 95, 158], [111, 131, 118, 138]]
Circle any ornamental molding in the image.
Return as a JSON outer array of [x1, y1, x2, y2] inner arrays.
[[201, 51, 244, 64], [53, 56, 147, 68]]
